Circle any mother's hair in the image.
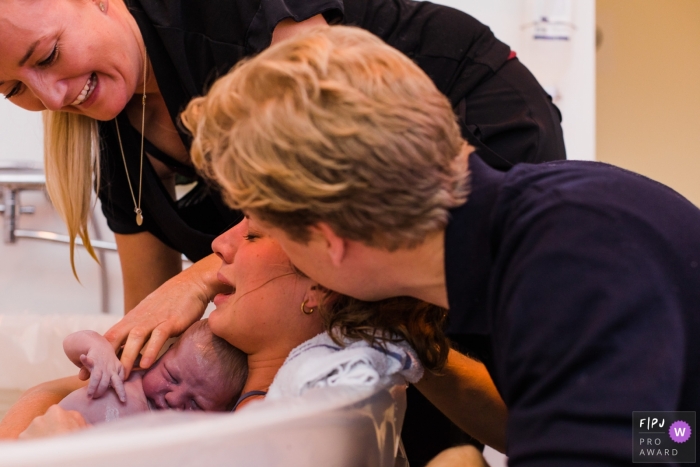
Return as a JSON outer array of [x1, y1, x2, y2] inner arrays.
[[322, 293, 449, 371]]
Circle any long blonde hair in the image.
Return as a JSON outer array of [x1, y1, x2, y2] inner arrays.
[[43, 110, 100, 277]]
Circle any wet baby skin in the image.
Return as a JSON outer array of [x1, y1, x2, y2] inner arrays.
[[59, 324, 244, 425]]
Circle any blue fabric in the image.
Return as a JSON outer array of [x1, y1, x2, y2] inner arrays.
[[445, 154, 700, 466]]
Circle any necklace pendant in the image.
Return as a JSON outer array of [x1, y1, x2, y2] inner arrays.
[[135, 208, 144, 226]]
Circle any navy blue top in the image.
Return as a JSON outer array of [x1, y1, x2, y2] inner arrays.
[[445, 154, 700, 466]]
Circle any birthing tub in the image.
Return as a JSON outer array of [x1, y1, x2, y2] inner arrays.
[[0, 314, 408, 466]]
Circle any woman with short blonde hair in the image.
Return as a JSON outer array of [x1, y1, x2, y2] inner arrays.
[[183, 25, 700, 467]]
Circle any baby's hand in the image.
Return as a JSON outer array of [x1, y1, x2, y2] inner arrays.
[[63, 330, 127, 403], [80, 350, 127, 403]]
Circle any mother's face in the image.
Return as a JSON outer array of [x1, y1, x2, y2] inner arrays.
[[210, 219, 323, 354], [0, 0, 144, 120]]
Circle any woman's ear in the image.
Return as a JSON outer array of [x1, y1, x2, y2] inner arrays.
[[301, 284, 325, 311]]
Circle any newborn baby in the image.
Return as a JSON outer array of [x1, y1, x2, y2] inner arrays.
[[59, 320, 247, 424]]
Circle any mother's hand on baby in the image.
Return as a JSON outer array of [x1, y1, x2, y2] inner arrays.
[[18, 406, 89, 439], [103, 254, 230, 377]]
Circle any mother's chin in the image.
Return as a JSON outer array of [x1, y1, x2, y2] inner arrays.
[[205, 307, 230, 345]]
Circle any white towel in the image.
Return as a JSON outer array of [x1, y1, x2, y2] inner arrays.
[[267, 330, 423, 399]]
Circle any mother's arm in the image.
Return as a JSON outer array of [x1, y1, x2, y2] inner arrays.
[[414, 349, 508, 453], [0, 376, 86, 439]]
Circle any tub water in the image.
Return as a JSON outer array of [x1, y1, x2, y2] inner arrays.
[[0, 314, 408, 466]]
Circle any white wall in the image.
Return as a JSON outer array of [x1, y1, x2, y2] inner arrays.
[[0, 103, 43, 161]]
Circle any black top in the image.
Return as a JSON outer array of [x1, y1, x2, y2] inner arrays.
[[97, 0, 516, 260], [445, 154, 700, 465]]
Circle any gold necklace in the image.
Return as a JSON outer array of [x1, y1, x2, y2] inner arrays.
[[115, 47, 147, 226]]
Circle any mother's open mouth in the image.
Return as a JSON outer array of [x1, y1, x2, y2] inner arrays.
[[213, 287, 236, 307]]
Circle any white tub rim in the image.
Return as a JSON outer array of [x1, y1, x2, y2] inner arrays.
[[0, 376, 406, 465]]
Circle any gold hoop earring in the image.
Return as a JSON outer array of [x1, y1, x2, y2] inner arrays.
[[99, 2, 106, 12], [301, 299, 314, 315]]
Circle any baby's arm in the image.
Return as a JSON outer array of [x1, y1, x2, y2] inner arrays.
[[63, 330, 126, 402], [58, 377, 148, 425]]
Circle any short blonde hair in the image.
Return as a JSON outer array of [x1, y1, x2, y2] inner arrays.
[[183, 26, 470, 248]]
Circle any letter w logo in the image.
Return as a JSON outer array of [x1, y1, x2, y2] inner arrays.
[[674, 427, 687, 437]]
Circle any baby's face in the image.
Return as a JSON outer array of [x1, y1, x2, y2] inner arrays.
[[141, 336, 233, 411]]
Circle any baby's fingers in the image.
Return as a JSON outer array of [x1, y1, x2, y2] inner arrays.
[[79, 354, 95, 371], [111, 373, 127, 403], [86, 369, 102, 398], [94, 371, 112, 399]]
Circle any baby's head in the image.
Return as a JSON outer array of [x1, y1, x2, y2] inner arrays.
[[141, 319, 247, 411]]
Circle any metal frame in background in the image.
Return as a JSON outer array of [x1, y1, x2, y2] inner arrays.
[[0, 163, 114, 314], [0, 162, 192, 315]]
